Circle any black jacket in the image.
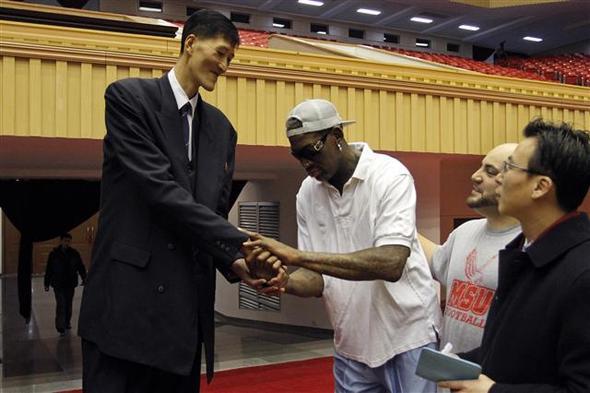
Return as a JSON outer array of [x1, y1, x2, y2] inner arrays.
[[78, 75, 248, 379], [44, 246, 87, 288], [462, 213, 590, 393]]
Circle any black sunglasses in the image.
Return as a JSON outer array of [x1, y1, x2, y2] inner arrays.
[[290, 132, 330, 161]]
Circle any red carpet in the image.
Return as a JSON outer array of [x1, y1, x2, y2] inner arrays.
[[202, 357, 334, 392], [58, 356, 334, 393]]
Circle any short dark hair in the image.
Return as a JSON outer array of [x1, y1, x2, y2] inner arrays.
[[524, 118, 590, 212], [180, 10, 240, 54], [60, 233, 72, 240]]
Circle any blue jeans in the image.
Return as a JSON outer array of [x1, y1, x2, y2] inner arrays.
[[334, 342, 437, 393]]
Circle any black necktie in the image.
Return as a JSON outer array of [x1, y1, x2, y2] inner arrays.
[[180, 102, 191, 159]]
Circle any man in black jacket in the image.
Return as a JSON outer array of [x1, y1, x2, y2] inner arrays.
[[78, 9, 284, 393], [439, 119, 590, 393], [44, 233, 87, 336]]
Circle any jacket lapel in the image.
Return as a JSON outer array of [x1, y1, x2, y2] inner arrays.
[[195, 101, 222, 207], [155, 75, 191, 190]]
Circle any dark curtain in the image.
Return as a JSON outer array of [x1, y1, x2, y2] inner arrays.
[[0, 179, 100, 322], [229, 180, 247, 210]]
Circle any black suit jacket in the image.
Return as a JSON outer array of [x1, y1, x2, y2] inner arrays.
[[79, 75, 248, 378], [461, 213, 590, 392]]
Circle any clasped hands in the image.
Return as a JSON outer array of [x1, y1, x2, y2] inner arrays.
[[233, 229, 302, 295]]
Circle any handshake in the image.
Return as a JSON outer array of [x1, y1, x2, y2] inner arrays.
[[232, 229, 301, 296]]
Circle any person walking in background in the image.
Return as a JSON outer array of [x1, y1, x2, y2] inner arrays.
[[44, 233, 87, 336]]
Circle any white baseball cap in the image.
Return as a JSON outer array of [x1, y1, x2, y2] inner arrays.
[[286, 99, 355, 138]]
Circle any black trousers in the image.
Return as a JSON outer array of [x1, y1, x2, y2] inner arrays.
[[82, 339, 202, 393], [53, 286, 75, 333]]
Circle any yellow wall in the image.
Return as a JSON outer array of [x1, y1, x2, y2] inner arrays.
[[1, 20, 589, 154]]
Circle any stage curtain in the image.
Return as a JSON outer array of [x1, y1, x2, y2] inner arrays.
[[0, 180, 100, 322]]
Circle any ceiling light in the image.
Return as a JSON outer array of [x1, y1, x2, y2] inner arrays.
[[139, 5, 162, 12], [298, 0, 324, 6], [357, 8, 381, 16], [317, 31, 327, 35], [415, 42, 429, 47], [459, 24, 479, 31], [273, 17, 292, 29], [139, 1, 162, 12], [411, 16, 433, 24], [523, 36, 543, 42]]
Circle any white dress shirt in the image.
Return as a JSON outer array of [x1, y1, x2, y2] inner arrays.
[[168, 68, 199, 161], [296, 143, 441, 367]]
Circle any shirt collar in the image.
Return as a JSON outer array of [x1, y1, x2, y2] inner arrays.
[[168, 68, 199, 116], [349, 142, 374, 181], [534, 211, 581, 243], [506, 212, 590, 268]]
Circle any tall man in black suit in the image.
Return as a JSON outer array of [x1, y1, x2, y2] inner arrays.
[[79, 10, 284, 393]]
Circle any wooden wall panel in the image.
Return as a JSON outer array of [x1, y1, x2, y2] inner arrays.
[[14, 57, 29, 136], [1, 20, 589, 154], [480, 100, 493, 153], [29, 58, 42, 135]]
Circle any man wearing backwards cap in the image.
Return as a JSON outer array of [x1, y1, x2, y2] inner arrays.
[[244, 99, 441, 393]]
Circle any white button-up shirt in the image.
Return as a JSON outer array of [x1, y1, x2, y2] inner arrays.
[[296, 142, 441, 367], [168, 68, 199, 161]]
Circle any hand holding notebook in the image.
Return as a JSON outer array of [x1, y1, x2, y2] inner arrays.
[[415, 343, 482, 382]]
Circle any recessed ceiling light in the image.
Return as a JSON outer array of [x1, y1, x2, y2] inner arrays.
[[139, 5, 162, 12], [411, 16, 433, 24], [139, 1, 162, 12], [459, 24, 480, 31], [415, 42, 429, 47], [523, 36, 543, 42], [273, 18, 292, 29], [357, 8, 381, 16], [317, 31, 327, 35], [298, 0, 324, 6]]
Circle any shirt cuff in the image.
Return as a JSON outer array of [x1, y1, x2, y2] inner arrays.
[[374, 236, 412, 248]]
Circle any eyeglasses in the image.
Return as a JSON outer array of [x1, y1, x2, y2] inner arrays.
[[501, 160, 544, 175], [290, 132, 330, 161]]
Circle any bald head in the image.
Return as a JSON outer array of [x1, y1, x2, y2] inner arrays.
[[486, 143, 518, 166]]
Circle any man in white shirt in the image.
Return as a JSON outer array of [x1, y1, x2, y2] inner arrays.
[[420, 143, 520, 354], [245, 99, 441, 393]]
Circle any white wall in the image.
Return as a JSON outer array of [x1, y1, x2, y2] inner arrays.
[[216, 171, 332, 329]]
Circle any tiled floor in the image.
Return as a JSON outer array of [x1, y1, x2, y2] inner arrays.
[[1, 277, 333, 393]]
